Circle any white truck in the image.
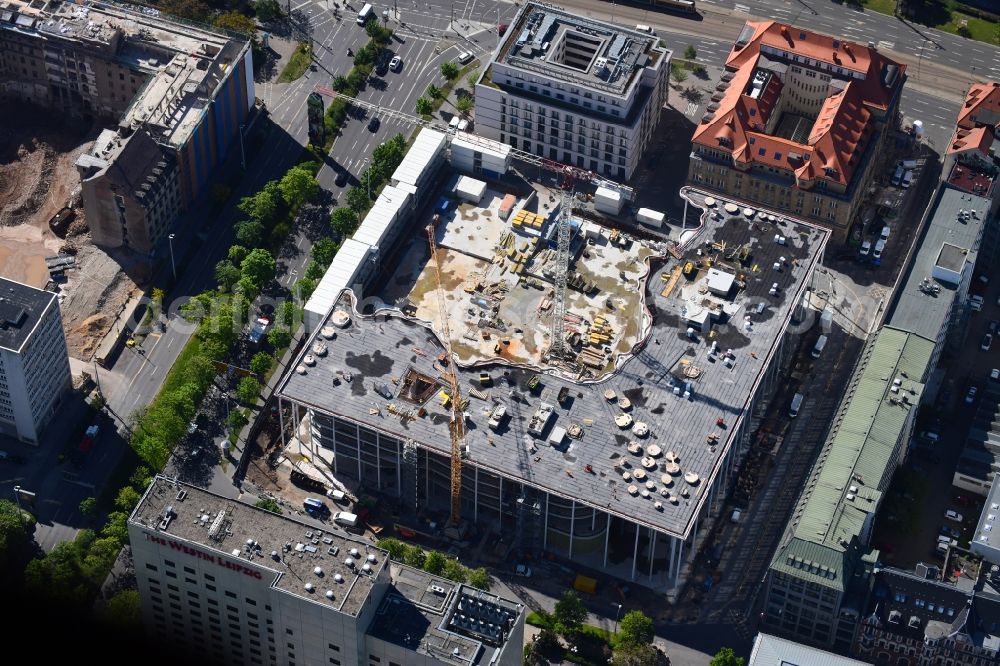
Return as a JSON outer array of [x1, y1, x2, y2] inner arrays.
[[820, 308, 833, 334]]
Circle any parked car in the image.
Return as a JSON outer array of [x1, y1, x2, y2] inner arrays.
[[935, 542, 949, 556], [990, 320, 999, 334], [966, 386, 978, 403], [953, 494, 971, 507], [992, 368, 1000, 381], [514, 564, 532, 577], [920, 430, 940, 443], [860, 240, 872, 258], [939, 525, 960, 539], [984, 333, 994, 351], [457, 51, 474, 64], [945, 509, 964, 522], [389, 55, 402, 71]]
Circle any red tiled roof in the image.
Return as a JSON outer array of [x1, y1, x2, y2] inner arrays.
[[957, 82, 1000, 130], [693, 20, 905, 188], [947, 126, 993, 156]]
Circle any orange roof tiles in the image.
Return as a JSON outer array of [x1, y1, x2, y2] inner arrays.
[[947, 126, 993, 156], [957, 82, 1000, 130], [694, 20, 904, 189]]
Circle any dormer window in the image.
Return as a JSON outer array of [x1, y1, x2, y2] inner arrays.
[[749, 108, 756, 117], [759, 147, 766, 156]]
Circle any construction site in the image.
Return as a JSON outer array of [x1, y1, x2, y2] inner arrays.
[[0, 109, 140, 361], [267, 127, 829, 596]]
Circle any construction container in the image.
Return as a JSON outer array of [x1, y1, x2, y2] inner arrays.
[[637, 207, 665, 227], [574, 574, 597, 594], [820, 307, 833, 334], [451, 132, 511, 175], [594, 186, 623, 215], [454, 176, 487, 203], [499, 193, 517, 220]]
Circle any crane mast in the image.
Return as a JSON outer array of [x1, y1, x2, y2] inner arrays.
[[425, 221, 465, 527]]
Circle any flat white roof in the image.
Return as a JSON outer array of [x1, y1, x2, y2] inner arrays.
[[595, 186, 622, 202], [304, 238, 372, 320], [353, 186, 411, 250], [391, 128, 447, 186], [452, 132, 511, 160], [706, 268, 736, 295]]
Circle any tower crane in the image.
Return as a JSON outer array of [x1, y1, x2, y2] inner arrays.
[[309, 84, 637, 521], [425, 219, 466, 528]]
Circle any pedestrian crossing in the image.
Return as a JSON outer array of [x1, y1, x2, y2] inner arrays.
[[877, 40, 895, 51]]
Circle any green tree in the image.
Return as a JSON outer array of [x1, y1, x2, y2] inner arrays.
[[330, 207, 358, 238], [684, 44, 698, 60], [378, 538, 408, 560], [114, 486, 142, 513], [254, 0, 281, 21], [613, 643, 658, 666], [215, 259, 241, 291], [331, 75, 350, 92], [618, 610, 654, 647], [277, 301, 297, 327], [214, 11, 257, 36], [442, 558, 468, 583], [279, 165, 320, 210], [229, 407, 249, 432], [467, 71, 479, 88], [304, 260, 326, 281], [456, 95, 474, 115], [670, 62, 688, 84], [103, 589, 142, 628], [0, 498, 36, 573], [311, 237, 339, 267], [554, 590, 587, 637], [235, 218, 265, 247], [468, 567, 491, 591], [103, 511, 130, 543], [79, 497, 98, 517], [710, 648, 745, 666], [160, 0, 209, 21], [295, 278, 317, 302], [364, 17, 381, 37], [403, 545, 426, 569], [415, 96, 433, 115], [441, 61, 460, 80], [236, 376, 262, 405], [240, 249, 277, 292], [250, 351, 273, 376], [423, 550, 447, 574], [346, 186, 371, 213], [228, 244, 250, 266], [534, 628, 561, 658], [238, 182, 282, 225], [255, 498, 282, 514], [427, 83, 443, 99], [268, 325, 292, 350]]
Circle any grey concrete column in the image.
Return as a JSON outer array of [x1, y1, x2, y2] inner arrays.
[[375, 432, 381, 490], [568, 500, 576, 559], [474, 466, 479, 524], [543, 491, 550, 550], [648, 528, 656, 578], [631, 524, 640, 581], [278, 397, 286, 447], [603, 517, 611, 568], [356, 422, 362, 479]]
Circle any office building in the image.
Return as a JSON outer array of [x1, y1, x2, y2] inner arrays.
[[128, 475, 524, 666], [763, 326, 934, 651], [855, 563, 1000, 665], [0, 0, 254, 254], [0, 277, 71, 444], [749, 632, 869, 666], [474, 2, 670, 179], [688, 21, 906, 243]]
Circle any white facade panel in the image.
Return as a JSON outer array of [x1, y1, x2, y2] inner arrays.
[[391, 128, 447, 187], [304, 239, 373, 332]]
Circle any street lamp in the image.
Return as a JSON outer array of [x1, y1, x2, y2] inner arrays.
[[13, 485, 25, 528], [613, 603, 623, 634], [168, 233, 176, 281], [239, 123, 246, 170]]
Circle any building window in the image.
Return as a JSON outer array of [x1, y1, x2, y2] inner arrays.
[[146, 564, 158, 572]]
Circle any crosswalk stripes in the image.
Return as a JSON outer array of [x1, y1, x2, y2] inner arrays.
[[734, 3, 750, 14], [685, 102, 699, 117], [877, 41, 895, 51]]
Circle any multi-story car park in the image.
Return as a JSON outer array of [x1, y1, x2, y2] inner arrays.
[[278, 122, 828, 595], [0, 276, 71, 444], [687, 21, 906, 244], [0, 0, 254, 254], [128, 475, 525, 666], [474, 2, 670, 180]]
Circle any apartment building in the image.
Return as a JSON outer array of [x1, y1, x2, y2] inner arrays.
[[688, 21, 906, 243], [0, 277, 71, 444], [129, 476, 524, 666], [475, 2, 670, 180], [0, 0, 253, 255]]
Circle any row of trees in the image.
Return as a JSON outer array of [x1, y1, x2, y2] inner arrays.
[[377, 538, 491, 591], [415, 62, 474, 117]]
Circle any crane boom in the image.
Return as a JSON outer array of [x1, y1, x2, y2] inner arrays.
[[425, 221, 465, 526]]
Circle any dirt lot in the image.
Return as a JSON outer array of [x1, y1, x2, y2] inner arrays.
[[0, 108, 139, 361]]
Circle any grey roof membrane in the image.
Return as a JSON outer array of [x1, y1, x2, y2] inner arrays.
[[279, 211, 828, 537], [0, 277, 56, 353]]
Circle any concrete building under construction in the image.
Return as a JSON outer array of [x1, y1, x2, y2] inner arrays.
[[277, 128, 830, 594], [0, 0, 253, 254]]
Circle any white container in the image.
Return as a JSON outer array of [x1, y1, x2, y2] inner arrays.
[[637, 207, 665, 227], [594, 186, 623, 215]]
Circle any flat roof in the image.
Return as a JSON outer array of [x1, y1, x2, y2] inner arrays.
[[492, 2, 662, 97], [130, 476, 385, 617], [887, 187, 991, 339], [1, 0, 247, 148], [749, 633, 869, 665], [771, 326, 934, 592], [278, 201, 828, 538], [367, 566, 522, 666], [973, 478, 1000, 563], [0, 277, 57, 354]]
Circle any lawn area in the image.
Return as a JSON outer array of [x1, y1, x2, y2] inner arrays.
[[278, 42, 312, 82], [863, 1, 1000, 46]]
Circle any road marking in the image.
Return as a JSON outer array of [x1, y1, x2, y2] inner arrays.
[[733, 4, 750, 14], [685, 102, 698, 116], [877, 41, 895, 51]]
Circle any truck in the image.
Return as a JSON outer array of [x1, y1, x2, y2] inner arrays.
[[333, 511, 359, 527], [247, 316, 271, 346], [78, 424, 99, 454], [819, 308, 833, 335]]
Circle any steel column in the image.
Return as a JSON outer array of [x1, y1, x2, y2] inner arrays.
[[568, 501, 576, 559], [631, 523, 640, 581], [603, 518, 611, 568]]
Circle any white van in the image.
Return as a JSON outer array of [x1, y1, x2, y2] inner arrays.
[[789, 392, 804, 418], [902, 170, 914, 189], [880, 226, 891, 241], [901, 159, 917, 170], [891, 164, 904, 186], [812, 335, 827, 359], [333, 511, 359, 527], [635, 24, 654, 33], [357, 3, 374, 24]]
